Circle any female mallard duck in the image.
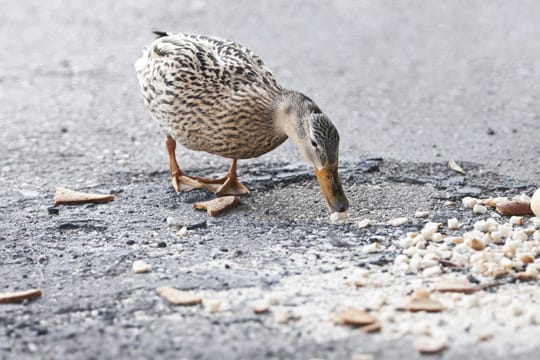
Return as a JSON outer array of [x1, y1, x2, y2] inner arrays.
[[135, 31, 349, 213]]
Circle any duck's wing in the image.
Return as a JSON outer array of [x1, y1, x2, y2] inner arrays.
[[136, 33, 281, 96], [135, 33, 286, 158], [183, 33, 280, 90]]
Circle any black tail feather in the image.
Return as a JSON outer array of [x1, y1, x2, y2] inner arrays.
[[152, 31, 170, 38]]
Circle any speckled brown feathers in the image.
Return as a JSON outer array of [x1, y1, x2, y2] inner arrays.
[[135, 33, 288, 159], [135, 32, 349, 212]]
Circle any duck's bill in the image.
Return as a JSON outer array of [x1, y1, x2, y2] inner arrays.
[[314, 162, 349, 213]]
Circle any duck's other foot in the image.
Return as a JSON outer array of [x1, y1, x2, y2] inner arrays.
[[171, 174, 206, 193], [171, 173, 249, 195], [190, 158, 250, 196], [189, 175, 250, 196], [214, 176, 250, 196]]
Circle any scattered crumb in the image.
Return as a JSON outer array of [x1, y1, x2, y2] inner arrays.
[[477, 333, 494, 342], [273, 309, 289, 324], [473, 204, 488, 214], [447, 218, 460, 230], [462, 197, 478, 209], [330, 211, 349, 223], [531, 188, 540, 216], [351, 354, 374, 360], [400, 296, 444, 313], [448, 160, 465, 174], [360, 322, 381, 333], [156, 287, 202, 306], [337, 307, 377, 326], [204, 299, 221, 314], [357, 218, 372, 228], [362, 242, 384, 253], [388, 217, 408, 227], [414, 336, 448, 354], [510, 216, 524, 226], [433, 277, 476, 294], [132, 260, 151, 274], [175, 226, 188, 237], [253, 302, 270, 314]]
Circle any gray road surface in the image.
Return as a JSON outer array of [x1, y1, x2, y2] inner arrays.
[[1, 1, 539, 359]]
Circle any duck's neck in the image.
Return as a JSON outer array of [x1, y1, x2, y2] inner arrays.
[[272, 91, 308, 144]]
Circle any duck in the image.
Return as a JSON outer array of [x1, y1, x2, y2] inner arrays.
[[135, 31, 349, 213]]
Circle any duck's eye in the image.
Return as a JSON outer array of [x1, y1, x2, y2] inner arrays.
[[311, 140, 318, 148]]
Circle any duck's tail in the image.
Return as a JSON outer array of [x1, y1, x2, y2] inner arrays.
[[135, 31, 172, 76], [152, 30, 171, 38]]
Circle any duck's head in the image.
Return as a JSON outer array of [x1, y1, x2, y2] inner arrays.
[[275, 92, 349, 213]]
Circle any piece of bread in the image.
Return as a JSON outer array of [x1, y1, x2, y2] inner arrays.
[[0, 288, 42, 303], [54, 187, 114, 206], [495, 200, 532, 216], [193, 196, 239, 216]]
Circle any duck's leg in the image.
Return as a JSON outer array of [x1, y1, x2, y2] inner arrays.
[[165, 136, 206, 192], [190, 159, 250, 196], [215, 159, 251, 195], [165, 137, 249, 195]]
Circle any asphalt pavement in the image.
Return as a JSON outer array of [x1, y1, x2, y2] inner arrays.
[[1, 1, 539, 359]]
